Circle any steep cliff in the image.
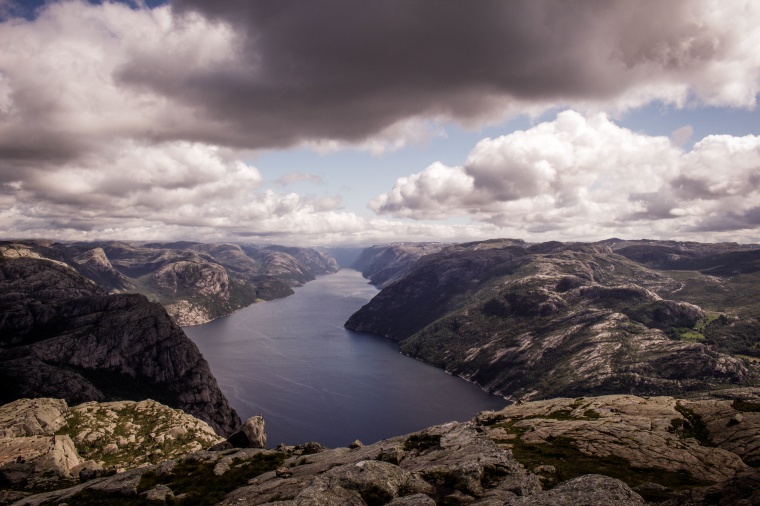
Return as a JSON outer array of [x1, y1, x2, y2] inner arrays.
[[0, 257, 240, 435], [346, 240, 757, 401], [352, 242, 448, 288]]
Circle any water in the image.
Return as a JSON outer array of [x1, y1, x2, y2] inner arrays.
[[184, 269, 506, 447]]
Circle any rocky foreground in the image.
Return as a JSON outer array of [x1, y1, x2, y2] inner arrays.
[[3, 389, 758, 505]]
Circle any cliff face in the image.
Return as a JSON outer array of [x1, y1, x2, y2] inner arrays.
[[346, 240, 758, 401], [0, 257, 240, 436], [351, 242, 448, 288], [0, 240, 340, 326]]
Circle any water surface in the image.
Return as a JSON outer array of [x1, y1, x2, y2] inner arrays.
[[184, 269, 506, 447]]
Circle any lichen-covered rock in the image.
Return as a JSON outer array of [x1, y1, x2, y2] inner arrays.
[[64, 399, 225, 468], [479, 395, 749, 486], [219, 421, 540, 505], [507, 474, 645, 505], [0, 397, 225, 498]]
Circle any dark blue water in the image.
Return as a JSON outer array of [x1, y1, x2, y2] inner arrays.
[[184, 269, 506, 447]]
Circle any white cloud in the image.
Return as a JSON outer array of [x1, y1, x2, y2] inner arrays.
[[1, 1, 760, 246], [671, 125, 694, 146], [273, 173, 326, 187], [372, 110, 760, 241]]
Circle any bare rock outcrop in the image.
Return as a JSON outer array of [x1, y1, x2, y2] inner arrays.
[[0, 398, 67, 438], [0, 397, 224, 497], [475, 391, 760, 503], [71, 248, 131, 292], [227, 415, 267, 449], [0, 435, 81, 488], [479, 395, 748, 483]]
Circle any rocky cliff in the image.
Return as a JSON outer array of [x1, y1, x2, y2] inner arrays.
[[0, 257, 240, 435], [346, 240, 758, 401], [0, 240, 340, 326], [5, 388, 759, 505], [352, 242, 448, 288]]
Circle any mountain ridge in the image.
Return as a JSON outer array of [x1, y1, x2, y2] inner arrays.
[[346, 239, 760, 401], [0, 240, 339, 326]]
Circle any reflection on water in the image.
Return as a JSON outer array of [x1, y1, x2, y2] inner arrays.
[[184, 269, 505, 447]]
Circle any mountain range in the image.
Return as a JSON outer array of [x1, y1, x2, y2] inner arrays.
[[0, 240, 338, 326]]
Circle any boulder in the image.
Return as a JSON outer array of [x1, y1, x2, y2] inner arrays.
[[227, 415, 267, 449], [0, 434, 81, 486], [0, 398, 68, 438]]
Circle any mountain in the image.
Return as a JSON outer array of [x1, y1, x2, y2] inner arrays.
[[346, 240, 759, 401], [351, 242, 449, 288], [0, 240, 339, 326], [0, 256, 240, 435]]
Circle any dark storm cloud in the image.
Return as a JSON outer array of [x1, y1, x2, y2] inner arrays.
[[115, 0, 723, 149]]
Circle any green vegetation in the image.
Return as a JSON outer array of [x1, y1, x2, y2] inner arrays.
[[54, 453, 284, 505], [673, 404, 714, 447], [137, 453, 283, 504], [732, 399, 760, 412], [57, 403, 218, 468], [661, 270, 760, 357], [404, 433, 442, 451]]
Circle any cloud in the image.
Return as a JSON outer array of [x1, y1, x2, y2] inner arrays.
[[1, 1, 760, 245], [372, 110, 760, 240], [1, 0, 759, 164], [161, 0, 760, 142], [671, 125, 694, 146], [273, 173, 325, 187]]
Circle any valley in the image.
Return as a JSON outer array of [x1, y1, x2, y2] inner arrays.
[[1, 237, 760, 505]]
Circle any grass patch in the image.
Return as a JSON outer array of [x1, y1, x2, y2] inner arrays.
[[404, 434, 442, 452], [674, 404, 714, 447], [677, 329, 705, 342], [136, 452, 285, 505], [508, 434, 706, 502], [55, 452, 285, 506], [583, 409, 601, 419], [732, 399, 760, 412]]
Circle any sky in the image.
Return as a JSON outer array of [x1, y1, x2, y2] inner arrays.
[[1, 0, 759, 247]]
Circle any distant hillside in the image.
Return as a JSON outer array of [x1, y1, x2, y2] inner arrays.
[[352, 242, 449, 288], [0, 240, 339, 326], [346, 239, 760, 401]]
